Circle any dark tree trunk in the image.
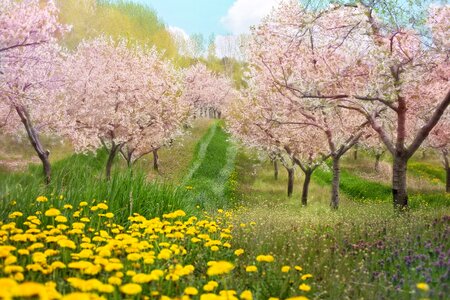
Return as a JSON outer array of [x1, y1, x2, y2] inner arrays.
[[330, 156, 341, 209], [15, 106, 51, 184], [375, 154, 382, 173], [302, 170, 312, 206], [218, 111, 222, 119], [273, 160, 279, 180], [353, 144, 358, 160], [153, 149, 159, 172], [392, 154, 408, 209], [106, 143, 120, 181], [442, 151, 449, 193], [287, 167, 294, 197]]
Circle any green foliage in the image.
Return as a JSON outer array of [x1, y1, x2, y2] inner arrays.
[[57, 0, 178, 58]]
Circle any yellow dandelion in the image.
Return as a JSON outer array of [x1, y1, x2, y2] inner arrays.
[[36, 196, 48, 203], [240, 290, 253, 300], [281, 266, 291, 273], [256, 255, 274, 262], [184, 287, 198, 295], [299, 284, 311, 292], [246, 265, 258, 273], [234, 249, 244, 256], [45, 208, 61, 217], [416, 283, 430, 292], [120, 283, 142, 295]]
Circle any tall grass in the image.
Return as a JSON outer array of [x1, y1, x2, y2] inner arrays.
[[409, 161, 446, 183], [0, 149, 193, 224]]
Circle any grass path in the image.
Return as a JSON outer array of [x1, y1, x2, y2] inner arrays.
[[181, 122, 218, 185], [183, 121, 238, 209]]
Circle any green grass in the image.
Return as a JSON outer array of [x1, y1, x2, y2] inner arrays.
[[1, 120, 449, 299], [409, 161, 446, 183], [184, 121, 238, 210], [0, 148, 194, 224], [0, 119, 217, 224], [313, 165, 392, 202], [310, 158, 450, 208], [233, 147, 450, 299], [143, 118, 214, 182]]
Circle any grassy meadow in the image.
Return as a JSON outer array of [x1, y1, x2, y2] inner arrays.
[[0, 119, 449, 299]]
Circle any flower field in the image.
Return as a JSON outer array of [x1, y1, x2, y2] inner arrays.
[[0, 196, 312, 300], [1, 0, 449, 299]]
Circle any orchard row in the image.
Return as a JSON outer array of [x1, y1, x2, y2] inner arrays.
[[1, 0, 235, 183], [225, 1, 449, 209]]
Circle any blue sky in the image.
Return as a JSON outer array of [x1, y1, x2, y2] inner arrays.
[[131, 0, 441, 38], [133, 0, 235, 37], [131, 0, 285, 38]]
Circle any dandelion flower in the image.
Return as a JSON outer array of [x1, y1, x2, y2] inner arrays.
[[207, 261, 234, 276], [416, 283, 430, 292], [234, 249, 244, 256], [184, 287, 198, 295], [240, 290, 253, 300], [36, 196, 48, 203], [45, 208, 61, 217], [301, 274, 313, 280], [246, 265, 258, 273], [299, 284, 311, 292], [256, 255, 274, 262], [120, 283, 142, 295], [281, 266, 291, 273]]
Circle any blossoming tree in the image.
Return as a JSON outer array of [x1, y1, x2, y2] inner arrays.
[[63, 37, 183, 179], [248, 0, 450, 209], [0, 0, 67, 184], [245, 2, 370, 209], [225, 91, 298, 198], [183, 63, 235, 119], [428, 116, 450, 193]]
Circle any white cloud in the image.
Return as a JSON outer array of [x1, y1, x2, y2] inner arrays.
[[221, 0, 283, 34], [168, 25, 190, 41]]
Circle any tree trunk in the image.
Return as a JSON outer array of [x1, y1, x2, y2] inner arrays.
[[273, 160, 279, 180], [302, 170, 312, 206], [446, 167, 450, 193], [330, 156, 341, 209], [153, 149, 159, 172], [218, 111, 222, 119], [392, 155, 408, 209], [374, 154, 382, 173], [106, 144, 120, 181], [287, 167, 294, 198], [15, 106, 51, 184], [353, 144, 358, 160], [443, 151, 449, 193]]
